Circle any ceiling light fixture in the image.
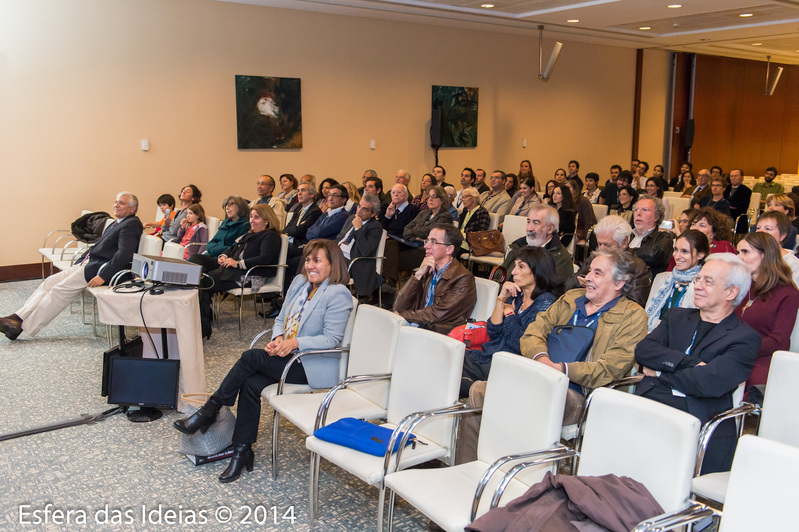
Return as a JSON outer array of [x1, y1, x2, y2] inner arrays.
[[538, 25, 563, 82], [567, 19, 579, 23], [667, 4, 682, 8], [639, 26, 651, 30], [740, 13, 753, 17], [765, 56, 783, 96], [752, 43, 762, 46], [481, 3, 494, 7]]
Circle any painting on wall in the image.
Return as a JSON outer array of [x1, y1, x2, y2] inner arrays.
[[235, 75, 302, 149], [432, 85, 478, 148]]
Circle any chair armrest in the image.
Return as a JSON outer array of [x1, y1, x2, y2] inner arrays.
[[43, 229, 72, 248], [276, 347, 350, 395], [489, 445, 578, 510], [489, 266, 506, 283], [694, 402, 761, 476], [632, 502, 717, 532], [607, 374, 644, 389], [385, 404, 477, 476], [109, 269, 143, 287], [249, 328, 274, 350], [348, 255, 386, 270], [241, 263, 288, 287], [69, 244, 91, 265], [314, 373, 392, 431]]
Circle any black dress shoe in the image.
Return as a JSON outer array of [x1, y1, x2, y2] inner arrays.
[[172, 399, 221, 435], [0, 316, 22, 340], [219, 443, 254, 483]]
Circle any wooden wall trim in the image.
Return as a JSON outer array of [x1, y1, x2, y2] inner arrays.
[[632, 49, 644, 158], [0, 264, 43, 283]]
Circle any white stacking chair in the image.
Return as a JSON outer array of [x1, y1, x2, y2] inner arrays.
[[161, 241, 185, 259], [205, 216, 221, 241], [487, 212, 500, 230], [591, 203, 608, 222], [634, 435, 799, 531], [662, 197, 674, 220], [663, 191, 682, 199], [217, 233, 289, 338], [384, 353, 568, 532], [467, 215, 527, 269], [306, 327, 465, 530], [137, 234, 163, 256], [690, 350, 799, 504], [491, 388, 700, 519], [266, 305, 406, 479], [790, 310, 799, 351], [668, 196, 691, 219], [469, 277, 499, 322]]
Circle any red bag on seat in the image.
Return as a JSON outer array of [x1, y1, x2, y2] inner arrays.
[[448, 321, 489, 350]]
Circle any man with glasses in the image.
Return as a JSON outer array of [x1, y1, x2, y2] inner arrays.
[[698, 177, 732, 217], [689, 169, 712, 208], [381, 183, 418, 239], [250, 174, 286, 225], [635, 254, 760, 474], [305, 184, 349, 241], [283, 183, 322, 246], [394, 224, 476, 333]]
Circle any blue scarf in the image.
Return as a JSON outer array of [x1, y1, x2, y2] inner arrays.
[[645, 264, 702, 331]]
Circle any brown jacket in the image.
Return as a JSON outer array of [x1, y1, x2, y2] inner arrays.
[[394, 259, 477, 334]]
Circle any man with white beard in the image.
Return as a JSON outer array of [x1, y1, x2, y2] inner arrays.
[[502, 204, 573, 284]]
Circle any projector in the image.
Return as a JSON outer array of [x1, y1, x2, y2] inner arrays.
[[131, 253, 202, 286]]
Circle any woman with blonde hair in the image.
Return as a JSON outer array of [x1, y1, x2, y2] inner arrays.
[[342, 181, 361, 214], [765, 193, 798, 249], [736, 232, 799, 392]]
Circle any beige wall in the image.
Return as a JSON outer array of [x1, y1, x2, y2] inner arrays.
[[0, 0, 637, 266], [638, 49, 672, 176]]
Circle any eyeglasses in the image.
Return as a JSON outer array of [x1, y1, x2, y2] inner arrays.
[[427, 195, 441, 200], [327, 193, 343, 199], [423, 238, 450, 246]]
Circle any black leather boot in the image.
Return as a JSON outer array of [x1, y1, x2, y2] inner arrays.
[[219, 443, 254, 483], [172, 397, 221, 435]]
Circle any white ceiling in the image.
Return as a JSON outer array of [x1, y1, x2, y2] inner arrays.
[[219, 0, 799, 64]]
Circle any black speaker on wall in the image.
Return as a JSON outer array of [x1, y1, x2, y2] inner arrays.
[[683, 119, 695, 149], [430, 104, 443, 148]]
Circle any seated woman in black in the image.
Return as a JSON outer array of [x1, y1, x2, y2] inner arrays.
[[549, 183, 577, 247], [199, 203, 281, 338], [460, 247, 560, 397]]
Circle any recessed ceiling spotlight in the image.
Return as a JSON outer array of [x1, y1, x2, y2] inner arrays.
[[668, 4, 682, 8], [567, 19, 579, 23], [752, 42, 762, 46], [639, 26, 651, 30], [481, 3, 494, 7], [740, 13, 754, 17]]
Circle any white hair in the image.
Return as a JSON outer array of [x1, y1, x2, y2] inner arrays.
[[704, 253, 752, 306]]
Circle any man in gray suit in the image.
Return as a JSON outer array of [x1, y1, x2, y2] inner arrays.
[[336, 194, 383, 302]]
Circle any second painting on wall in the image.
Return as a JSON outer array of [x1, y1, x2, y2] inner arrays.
[[432, 85, 479, 148], [235, 75, 302, 149]]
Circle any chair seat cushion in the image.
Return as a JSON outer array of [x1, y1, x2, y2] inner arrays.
[[306, 422, 447, 486], [270, 389, 386, 435], [385, 460, 533, 532], [691, 472, 730, 503], [261, 383, 314, 400]]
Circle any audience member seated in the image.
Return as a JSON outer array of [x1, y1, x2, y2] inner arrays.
[[479, 170, 512, 219], [698, 176, 732, 217], [357, 169, 376, 197], [597, 165, 621, 206], [459, 247, 559, 397], [305, 184, 350, 241], [162, 184, 202, 242], [735, 232, 799, 392], [673, 170, 695, 194], [753, 166, 784, 209], [452, 167, 476, 211], [342, 181, 361, 214], [176, 203, 208, 259], [336, 194, 383, 303], [431, 165, 451, 188], [503, 204, 573, 285], [444, 186, 458, 219], [644, 177, 665, 199], [283, 183, 322, 247], [394, 224, 476, 334], [457, 187, 490, 254], [686, 168, 711, 207], [755, 211, 799, 285], [635, 253, 759, 474], [725, 168, 752, 225], [566, 179, 596, 243], [645, 229, 709, 331], [504, 172, 519, 199], [566, 215, 652, 307], [629, 195, 674, 279], [582, 172, 601, 204], [669, 161, 692, 190], [507, 177, 540, 219], [518, 159, 536, 192], [411, 173, 434, 212], [669, 207, 696, 236], [277, 173, 298, 204], [381, 184, 418, 238], [608, 185, 636, 225], [520, 249, 648, 422], [549, 183, 577, 247], [206, 196, 251, 257], [315, 178, 339, 212], [689, 206, 736, 255], [1, 192, 143, 340], [542, 179, 557, 202], [198, 204, 281, 339], [249, 175, 286, 224], [473, 168, 489, 194], [174, 240, 353, 483], [143, 193, 175, 236], [764, 193, 798, 250]]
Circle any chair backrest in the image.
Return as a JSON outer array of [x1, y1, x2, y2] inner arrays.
[[346, 305, 407, 408], [206, 216, 221, 240], [759, 350, 799, 447], [335, 297, 359, 381], [790, 312, 799, 352], [272, 234, 290, 287], [577, 388, 700, 512], [479, 353, 568, 483], [161, 241, 185, 259], [501, 215, 527, 246], [663, 191, 682, 199], [470, 278, 500, 321], [375, 229, 387, 275], [591, 204, 608, 222], [488, 213, 500, 230], [386, 328, 464, 449], [284, 210, 294, 228], [662, 198, 674, 221], [720, 435, 799, 532], [667, 197, 691, 218], [137, 234, 163, 256]]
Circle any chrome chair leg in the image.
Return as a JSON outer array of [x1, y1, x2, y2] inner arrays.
[[271, 411, 281, 479]]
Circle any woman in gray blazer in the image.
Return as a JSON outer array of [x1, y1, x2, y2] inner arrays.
[[173, 239, 354, 483]]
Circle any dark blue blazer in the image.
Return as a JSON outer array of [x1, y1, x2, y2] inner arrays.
[[305, 208, 349, 241], [635, 307, 760, 427], [80, 215, 143, 282]]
